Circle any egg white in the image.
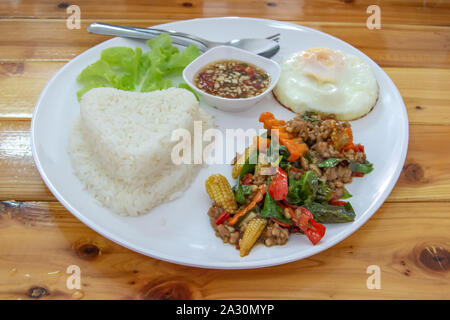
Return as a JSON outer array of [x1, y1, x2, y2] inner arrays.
[[273, 48, 379, 120]]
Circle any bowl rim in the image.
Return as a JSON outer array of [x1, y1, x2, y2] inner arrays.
[[182, 45, 281, 103]]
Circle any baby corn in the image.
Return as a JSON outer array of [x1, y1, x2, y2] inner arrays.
[[239, 217, 267, 257], [205, 174, 238, 214]]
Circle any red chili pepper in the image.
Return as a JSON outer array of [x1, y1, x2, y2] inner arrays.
[[289, 226, 301, 233], [199, 73, 214, 90], [245, 66, 255, 79], [282, 199, 302, 209], [329, 191, 346, 206], [305, 219, 326, 245], [278, 202, 295, 217], [241, 173, 253, 185], [215, 211, 230, 225], [291, 207, 326, 245], [329, 200, 346, 206], [352, 171, 365, 177], [268, 167, 288, 201], [356, 144, 365, 153], [289, 166, 304, 176], [271, 218, 291, 228], [233, 65, 246, 72]]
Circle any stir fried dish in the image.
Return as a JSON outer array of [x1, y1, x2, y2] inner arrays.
[[205, 111, 374, 257]]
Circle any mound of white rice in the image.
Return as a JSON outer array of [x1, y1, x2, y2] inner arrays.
[[68, 87, 212, 216]]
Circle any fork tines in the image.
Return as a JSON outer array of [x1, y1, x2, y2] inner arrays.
[[266, 33, 280, 42]]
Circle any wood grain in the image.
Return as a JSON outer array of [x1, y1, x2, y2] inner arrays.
[[1, 0, 449, 26], [2, 61, 449, 124], [0, 120, 449, 202], [0, 120, 54, 201], [0, 201, 448, 299], [0, 20, 449, 68], [1, 0, 449, 301]]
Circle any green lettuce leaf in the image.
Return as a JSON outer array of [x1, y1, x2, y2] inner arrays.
[[76, 34, 200, 100]]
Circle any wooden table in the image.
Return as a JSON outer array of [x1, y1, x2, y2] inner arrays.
[[0, 0, 449, 300]]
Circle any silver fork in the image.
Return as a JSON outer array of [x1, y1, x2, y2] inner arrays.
[[87, 22, 280, 58]]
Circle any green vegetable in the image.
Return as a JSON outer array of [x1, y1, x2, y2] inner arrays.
[[266, 140, 290, 164], [303, 152, 313, 164], [76, 33, 200, 100], [261, 191, 293, 225], [266, 141, 291, 171], [316, 183, 333, 203], [305, 202, 356, 223], [340, 188, 353, 200], [286, 176, 303, 205], [240, 148, 258, 177], [302, 111, 318, 122], [237, 210, 258, 227], [234, 180, 252, 204], [318, 158, 342, 168], [233, 148, 258, 204], [349, 161, 374, 174], [298, 171, 319, 203], [286, 171, 316, 205], [286, 170, 335, 205]]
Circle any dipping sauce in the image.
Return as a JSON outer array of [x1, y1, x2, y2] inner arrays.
[[194, 60, 270, 99]]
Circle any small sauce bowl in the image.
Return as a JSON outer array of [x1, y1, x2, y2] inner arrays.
[[183, 46, 280, 112]]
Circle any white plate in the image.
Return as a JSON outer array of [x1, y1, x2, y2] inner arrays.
[[31, 17, 408, 269]]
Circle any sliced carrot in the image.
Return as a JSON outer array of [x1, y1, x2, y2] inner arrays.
[[259, 112, 308, 162], [228, 185, 267, 226], [345, 127, 353, 140]]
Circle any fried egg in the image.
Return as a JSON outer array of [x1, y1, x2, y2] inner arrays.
[[273, 48, 379, 120]]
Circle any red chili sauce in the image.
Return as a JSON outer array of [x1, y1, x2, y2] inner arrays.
[[194, 60, 270, 99]]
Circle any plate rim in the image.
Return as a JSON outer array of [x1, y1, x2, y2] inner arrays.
[[31, 16, 409, 269]]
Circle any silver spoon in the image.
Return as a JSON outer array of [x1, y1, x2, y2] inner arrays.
[[87, 22, 280, 58]]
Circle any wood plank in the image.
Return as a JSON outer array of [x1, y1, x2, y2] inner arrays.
[[0, 121, 54, 201], [390, 125, 450, 202], [0, 20, 449, 69], [0, 201, 448, 299], [1, 61, 449, 124], [0, 0, 449, 26], [0, 61, 66, 119], [384, 68, 450, 126], [0, 120, 449, 202]]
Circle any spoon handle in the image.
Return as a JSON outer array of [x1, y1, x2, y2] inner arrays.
[[87, 23, 208, 50]]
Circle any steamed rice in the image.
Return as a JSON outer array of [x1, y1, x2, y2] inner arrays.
[[68, 87, 212, 216]]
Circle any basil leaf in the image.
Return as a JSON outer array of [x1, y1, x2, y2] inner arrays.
[[235, 180, 252, 204], [349, 161, 374, 174], [286, 176, 303, 205], [340, 188, 353, 200], [298, 171, 319, 202], [304, 202, 356, 223], [240, 148, 258, 177], [318, 158, 342, 168], [286, 170, 319, 205], [316, 183, 333, 203], [261, 191, 293, 225]]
